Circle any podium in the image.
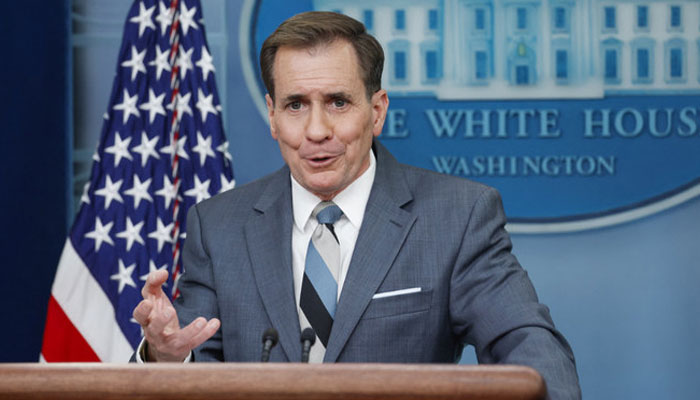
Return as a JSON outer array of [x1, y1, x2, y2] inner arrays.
[[0, 363, 545, 399]]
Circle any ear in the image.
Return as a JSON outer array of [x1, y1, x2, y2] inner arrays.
[[370, 89, 389, 138], [265, 94, 278, 140]]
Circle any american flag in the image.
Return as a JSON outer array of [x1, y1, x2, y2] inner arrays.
[[41, 0, 234, 362]]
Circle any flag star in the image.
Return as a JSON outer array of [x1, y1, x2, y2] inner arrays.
[[177, 45, 194, 79], [121, 45, 147, 81], [155, 1, 174, 36], [84, 217, 114, 251], [167, 92, 193, 122], [196, 46, 215, 80], [110, 259, 137, 294], [148, 45, 171, 80], [192, 131, 215, 166], [93, 149, 100, 162], [220, 174, 236, 193], [139, 88, 166, 123], [148, 217, 174, 253], [104, 132, 133, 167], [116, 217, 145, 251], [132, 131, 160, 167], [155, 175, 177, 209], [113, 89, 140, 124], [216, 141, 233, 164], [94, 175, 124, 209], [179, 3, 199, 35], [129, 2, 156, 37], [81, 182, 90, 204], [184, 175, 211, 203], [124, 175, 153, 208], [195, 88, 218, 123], [139, 260, 168, 282], [160, 135, 189, 161]]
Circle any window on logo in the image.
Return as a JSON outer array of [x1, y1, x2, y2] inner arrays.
[[395, 9, 405, 30], [637, 48, 650, 79], [475, 51, 487, 80], [394, 51, 406, 80], [637, 6, 648, 29], [604, 7, 616, 30], [556, 50, 568, 79], [516, 65, 529, 84], [363, 10, 373, 31], [428, 9, 438, 31], [426, 51, 438, 80], [605, 49, 618, 80], [475, 8, 485, 30], [554, 7, 566, 30], [670, 48, 683, 78], [670, 6, 681, 28], [517, 8, 527, 30]]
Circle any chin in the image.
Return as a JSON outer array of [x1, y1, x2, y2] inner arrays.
[[306, 181, 342, 199], [309, 184, 339, 196], [304, 173, 338, 189]]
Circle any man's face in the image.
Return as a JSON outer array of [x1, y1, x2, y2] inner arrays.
[[266, 40, 388, 201]]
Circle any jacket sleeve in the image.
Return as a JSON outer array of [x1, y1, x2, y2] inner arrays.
[[173, 204, 224, 361], [449, 187, 581, 400]]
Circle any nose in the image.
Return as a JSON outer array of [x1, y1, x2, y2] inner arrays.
[[305, 103, 332, 142]]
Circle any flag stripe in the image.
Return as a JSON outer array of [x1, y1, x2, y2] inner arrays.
[[49, 239, 133, 362], [41, 295, 100, 362]]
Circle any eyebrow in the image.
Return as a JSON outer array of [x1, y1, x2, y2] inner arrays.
[[282, 94, 305, 103], [280, 91, 355, 106], [325, 92, 353, 101]]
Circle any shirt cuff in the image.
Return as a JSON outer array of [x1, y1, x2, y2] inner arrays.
[[135, 338, 193, 363]]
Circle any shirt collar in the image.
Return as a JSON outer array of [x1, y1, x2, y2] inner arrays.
[[292, 150, 376, 231]]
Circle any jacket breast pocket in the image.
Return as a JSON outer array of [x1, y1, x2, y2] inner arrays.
[[361, 289, 432, 320]]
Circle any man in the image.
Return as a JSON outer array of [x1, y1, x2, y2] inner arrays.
[[133, 11, 581, 399]]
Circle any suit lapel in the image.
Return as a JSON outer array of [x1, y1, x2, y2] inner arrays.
[[324, 142, 416, 362], [244, 168, 301, 361]]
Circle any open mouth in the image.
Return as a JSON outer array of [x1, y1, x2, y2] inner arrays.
[[307, 154, 338, 167]]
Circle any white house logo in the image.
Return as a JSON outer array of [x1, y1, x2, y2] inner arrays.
[[240, 0, 700, 233]]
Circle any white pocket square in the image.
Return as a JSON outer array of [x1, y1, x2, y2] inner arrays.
[[372, 287, 421, 299]]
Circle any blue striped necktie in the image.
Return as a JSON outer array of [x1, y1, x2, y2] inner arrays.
[[300, 202, 343, 361]]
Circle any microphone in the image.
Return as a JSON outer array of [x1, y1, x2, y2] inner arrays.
[[300, 327, 316, 363], [260, 328, 279, 362]]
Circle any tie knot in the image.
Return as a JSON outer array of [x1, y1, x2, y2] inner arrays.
[[313, 202, 343, 225]]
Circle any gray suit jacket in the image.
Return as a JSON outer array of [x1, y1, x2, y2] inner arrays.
[[175, 141, 580, 399]]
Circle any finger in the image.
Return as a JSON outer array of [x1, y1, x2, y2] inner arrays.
[[132, 299, 153, 326], [141, 270, 169, 300], [179, 317, 221, 349], [187, 318, 221, 349], [144, 301, 178, 340]]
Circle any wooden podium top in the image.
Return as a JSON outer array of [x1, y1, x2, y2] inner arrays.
[[0, 363, 545, 400]]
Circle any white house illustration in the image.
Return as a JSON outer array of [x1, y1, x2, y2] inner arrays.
[[313, 0, 700, 99]]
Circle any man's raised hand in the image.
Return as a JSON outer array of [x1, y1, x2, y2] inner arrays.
[[132, 270, 220, 362]]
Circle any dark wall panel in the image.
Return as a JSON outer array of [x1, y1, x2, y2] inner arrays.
[[0, 0, 70, 361]]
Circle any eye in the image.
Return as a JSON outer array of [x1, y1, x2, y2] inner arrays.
[[332, 99, 347, 108], [288, 101, 302, 111]]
